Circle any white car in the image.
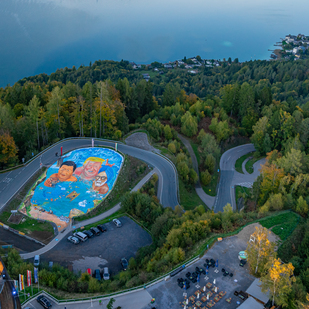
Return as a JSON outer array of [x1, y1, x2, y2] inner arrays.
[[103, 267, 110, 280], [112, 218, 122, 227]]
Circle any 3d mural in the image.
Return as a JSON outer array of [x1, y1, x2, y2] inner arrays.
[[19, 147, 123, 230]]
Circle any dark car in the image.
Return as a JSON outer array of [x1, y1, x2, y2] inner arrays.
[[94, 269, 101, 281], [37, 295, 52, 308], [240, 260, 247, 267], [121, 258, 128, 270], [97, 224, 107, 233], [83, 230, 94, 238], [90, 227, 100, 236]]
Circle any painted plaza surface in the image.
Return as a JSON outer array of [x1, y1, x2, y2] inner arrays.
[[19, 148, 123, 229]]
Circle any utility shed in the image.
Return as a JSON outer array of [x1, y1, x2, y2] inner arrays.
[[237, 296, 264, 309], [246, 278, 270, 304]]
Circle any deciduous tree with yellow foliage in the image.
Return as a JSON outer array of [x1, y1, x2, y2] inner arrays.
[[260, 258, 295, 307], [246, 225, 276, 276]]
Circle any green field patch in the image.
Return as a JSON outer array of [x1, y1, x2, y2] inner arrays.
[[259, 212, 300, 240], [179, 179, 207, 210], [235, 152, 253, 174], [245, 156, 264, 174]]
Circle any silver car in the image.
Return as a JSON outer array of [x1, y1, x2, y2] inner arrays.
[[103, 267, 110, 280], [67, 235, 80, 244], [112, 218, 122, 227]]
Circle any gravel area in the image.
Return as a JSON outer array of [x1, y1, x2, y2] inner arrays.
[[125, 133, 155, 152], [237, 222, 280, 244]]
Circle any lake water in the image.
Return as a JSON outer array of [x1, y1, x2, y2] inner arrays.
[[1, 0, 309, 87]]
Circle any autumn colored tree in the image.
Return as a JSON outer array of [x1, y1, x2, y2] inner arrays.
[[0, 131, 18, 165], [259, 152, 285, 204], [246, 226, 276, 276], [260, 258, 295, 307]]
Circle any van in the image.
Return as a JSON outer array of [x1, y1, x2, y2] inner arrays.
[[34, 255, 40, 267], [74, 231, 88, 242]]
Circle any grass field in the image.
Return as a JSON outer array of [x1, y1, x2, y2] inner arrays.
[[179, 179, 207, 210], [202, 172, 218, 197], [259, 212, 300, 240], [191, 142, 201, 165], [139, 70, 158, 78], [235, 153, 253, 174], [245, 156, 264, 174]]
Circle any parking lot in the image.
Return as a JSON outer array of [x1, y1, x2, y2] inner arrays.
[[146, 233, 255, 309], [39, 216, 152, 275]]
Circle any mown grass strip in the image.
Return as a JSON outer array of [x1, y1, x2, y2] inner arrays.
[[235, 152, 253, 174]]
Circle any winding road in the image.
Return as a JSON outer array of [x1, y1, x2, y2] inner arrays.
[[177, 134, 265, 212], [0, 138, 179, 211]]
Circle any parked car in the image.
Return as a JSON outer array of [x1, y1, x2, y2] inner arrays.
[[34, 255, 40, 267], [121, 258, 128, 270], [113, 218, 122, 227], [103, 267, 110, 280], [83, 230, 94, 238], [94, 269, 101, 281], [74, 231, 88, 242], [239, 260, 247, 267], [90, 227, 100, 236], [37, 295, 52, 308], [97, 224, 107, 233], [67, 236, 80, 244]]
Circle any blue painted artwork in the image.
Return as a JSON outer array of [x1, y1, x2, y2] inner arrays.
[[21, 148, 123, 224]]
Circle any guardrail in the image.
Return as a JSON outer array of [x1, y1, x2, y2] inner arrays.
[[0, 137, 124, 174]]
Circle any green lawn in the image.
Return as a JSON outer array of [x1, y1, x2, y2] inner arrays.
[[190, 142, 201, 165], [202, 172, 218, 197], [235, 152, 253, 174], [245, 156, 264, 174], [259, 212, 300, 240], [179, 179, 207, 210], [139, 70, 158, 78]]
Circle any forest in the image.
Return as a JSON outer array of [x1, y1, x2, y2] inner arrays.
[[2, 57, 309, 307]]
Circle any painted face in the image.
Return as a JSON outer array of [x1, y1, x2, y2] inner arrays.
[[94, 171, 107, 187], [83, 161, 102, 178], [58, 165, 74, 181]]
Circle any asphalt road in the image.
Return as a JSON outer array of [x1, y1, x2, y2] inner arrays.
[[0, 138, 179, 210], [37, 216, 152, 275], [214, 144, 262, 212]]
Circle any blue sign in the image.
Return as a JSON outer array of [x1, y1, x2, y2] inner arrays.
[[34, 267, 38, 284]]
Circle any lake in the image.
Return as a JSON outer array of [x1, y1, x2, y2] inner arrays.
[[1, 0, 309, 87]]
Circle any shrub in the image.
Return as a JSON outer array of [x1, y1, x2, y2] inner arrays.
[[201, 170, 211, 186]]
